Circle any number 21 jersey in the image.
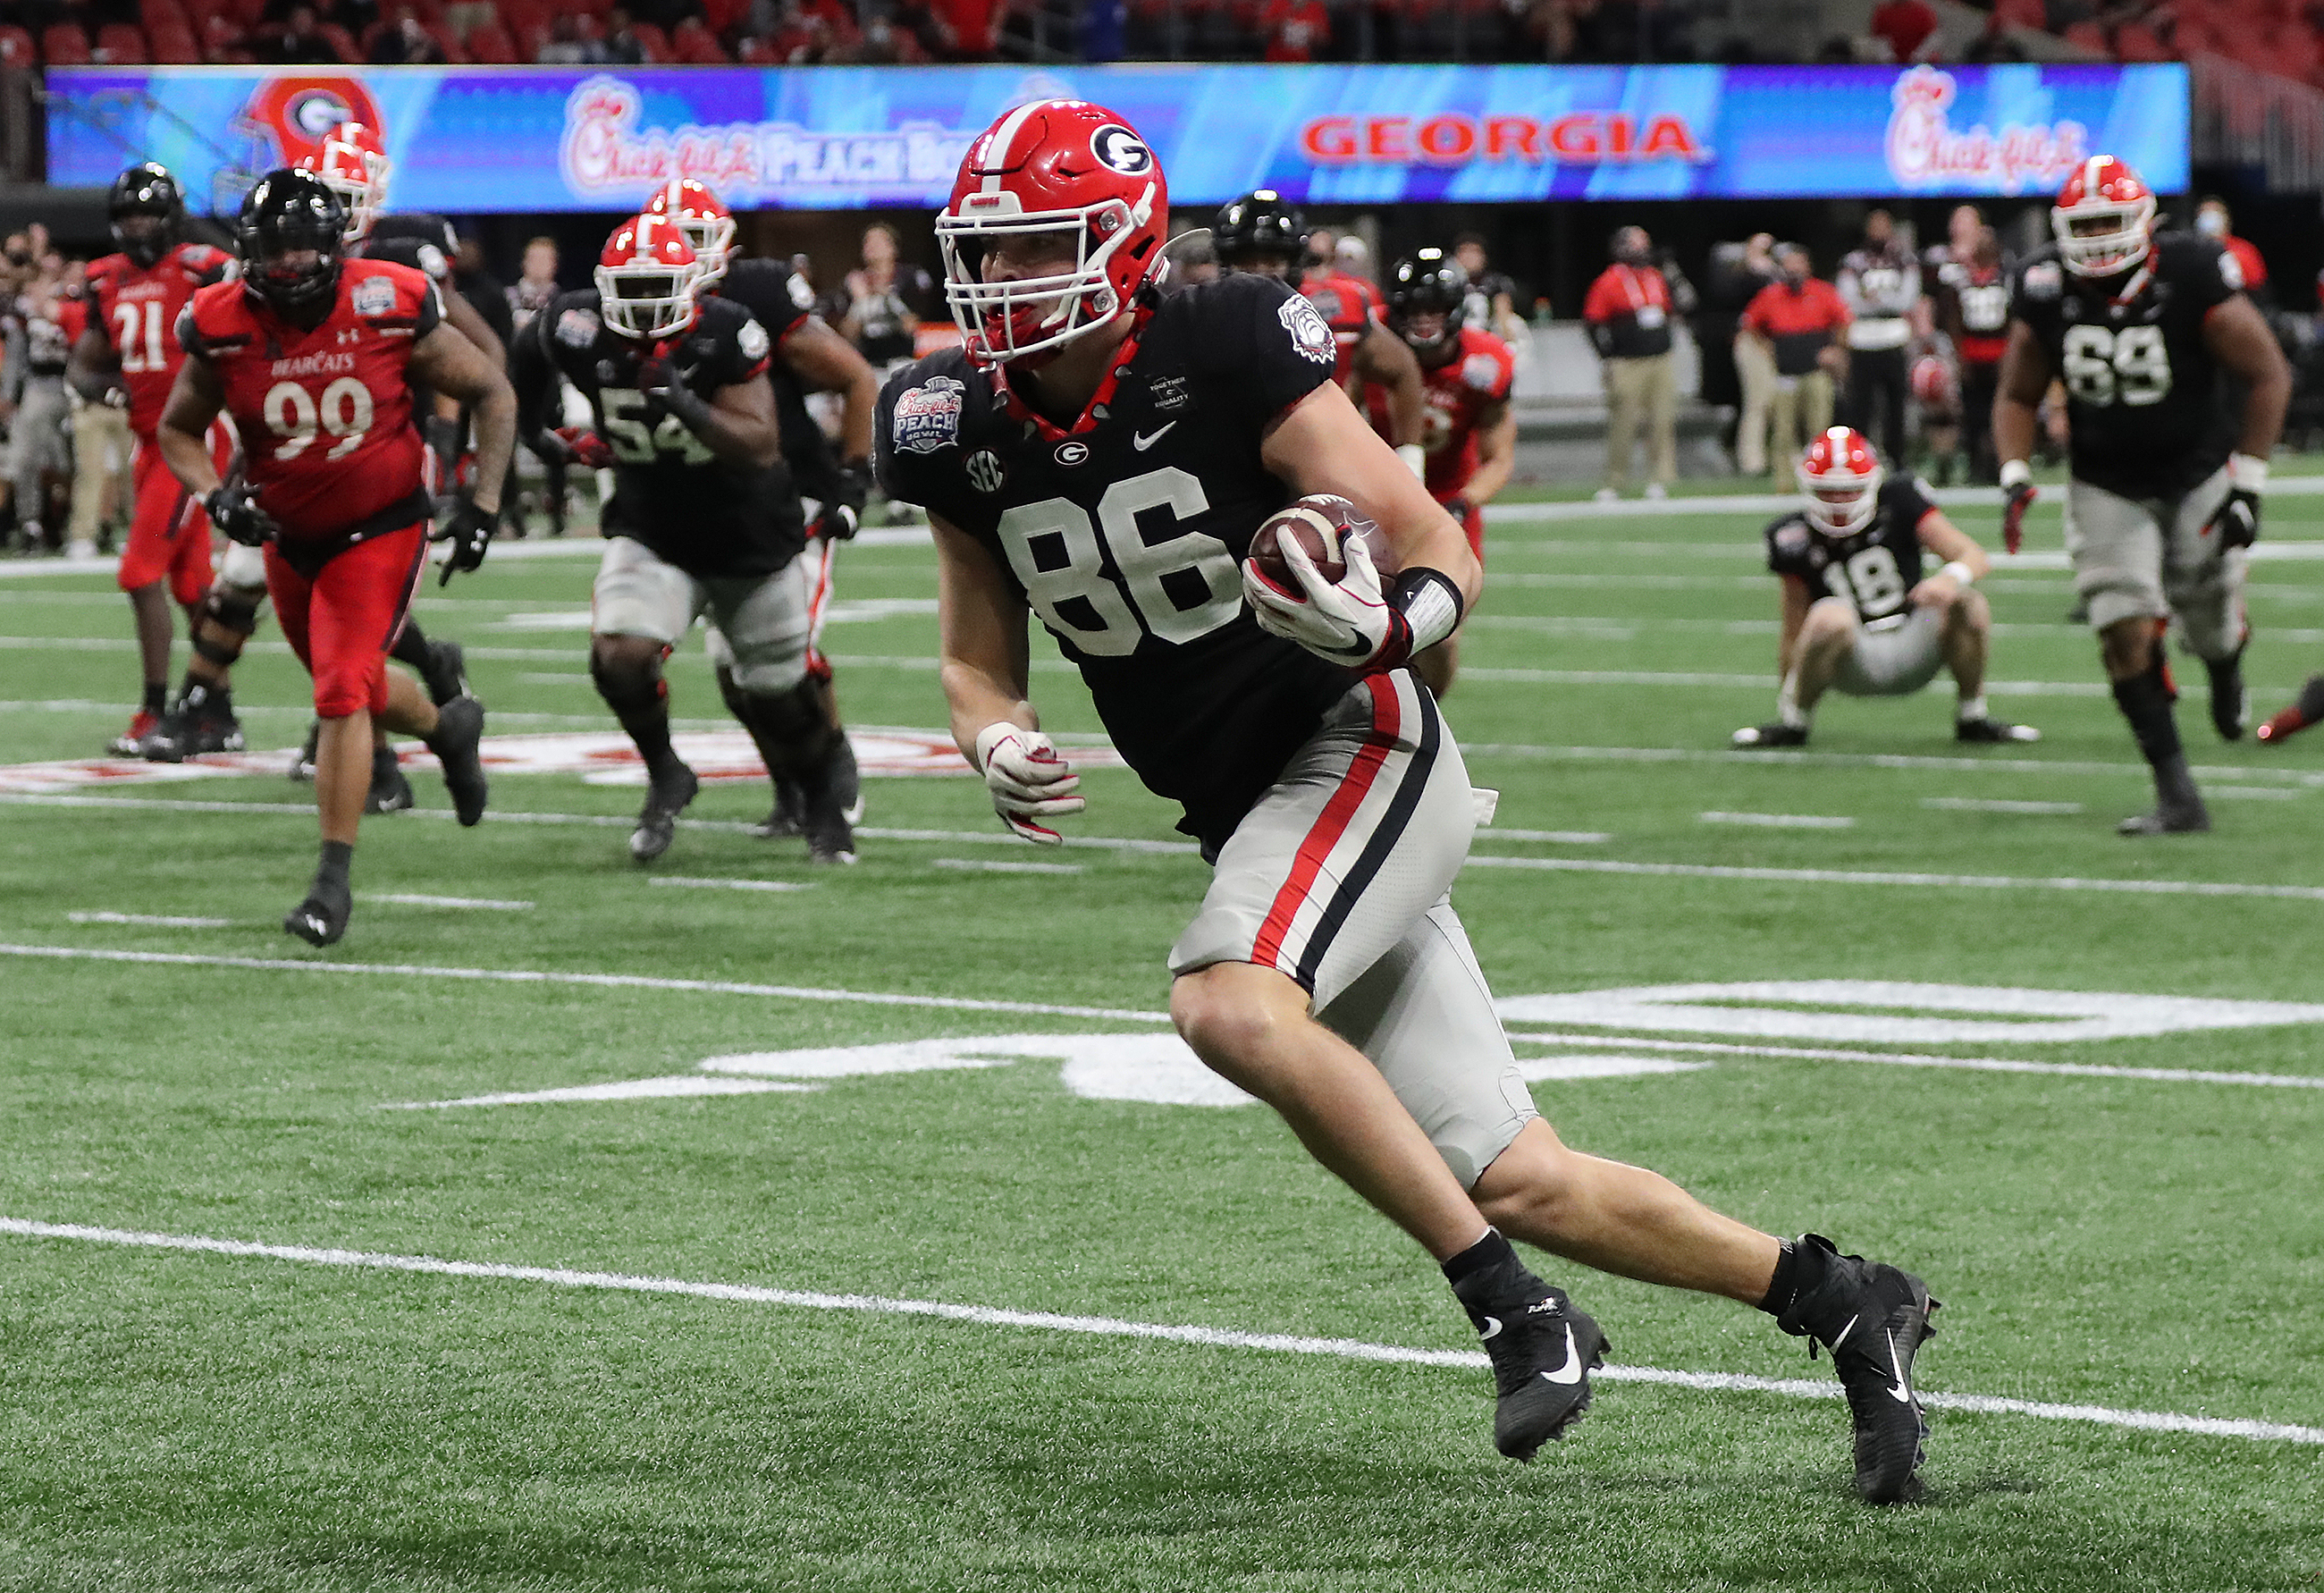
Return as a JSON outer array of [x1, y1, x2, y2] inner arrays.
[[876, 272, 1356, 852], [2011, 232, 2241, 501]]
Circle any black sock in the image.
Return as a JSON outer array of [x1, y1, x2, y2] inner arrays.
[[1757, 1237, 1805, 1315], [316, 839, 354, 891], [389, 619, 431, 672], [210, 687, 232, 717], [142, 682, 166, 714], [1441, 1227, 1518, 1289], [2111, 667, 2183, 769]]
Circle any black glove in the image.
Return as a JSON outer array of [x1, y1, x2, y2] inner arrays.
[[205, 481, 278, 547], [431, 497, 494, 586], [811, 459, 873, 542], [2209, 486, 2261, 551], [637, 341, 711, 426]]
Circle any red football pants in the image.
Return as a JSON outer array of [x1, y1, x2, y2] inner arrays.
[[117, 424, 232, 604], [265, 524, 429, 720]]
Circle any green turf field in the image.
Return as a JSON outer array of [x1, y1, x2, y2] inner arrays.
[[3, 478, 2320, 1591]]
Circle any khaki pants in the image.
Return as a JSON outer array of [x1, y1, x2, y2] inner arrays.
[[1765, 369, 1835, 476], [1603, 352, 1676, 492], [1733, 334, 1778, 476], [69, 399, 133, 548]]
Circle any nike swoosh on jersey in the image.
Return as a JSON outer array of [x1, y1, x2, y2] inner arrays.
[[1133, 423, 1176, 451], [1540, 1324, 1587, 1386]]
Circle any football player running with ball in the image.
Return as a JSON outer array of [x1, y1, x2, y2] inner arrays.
[[1733, 426, 2036, 748], [156, 171, 513, 946], [1995, 156, 2291, 834], [512, 214, 849, 864], [880, 99, 1941, 1503]]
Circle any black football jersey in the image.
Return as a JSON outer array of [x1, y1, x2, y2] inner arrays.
[[1765, 477, 1936, 627], [2011, 233, 2241, 501], [708, 256, 841, 502], [876, 272, 1354, 853], [513, 290, 804, 578], [359, 213, 457, 284]]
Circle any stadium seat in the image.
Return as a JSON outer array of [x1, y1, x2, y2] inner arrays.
[[464, 19, 518, 61], [701, 0, 748, 33], [316, 21, 360, 61], [736, 32, 775, 61], [42, 22, 94, 63], [670, 18, 728, 62], [1991, 0, 2045, 27], [223, 0, 266, 26], [515, 19, 550, 57], [139, 0, 189, 29], [2113, 21, 2172, 61], [496, 0, 551, 35], [147, 21, 200, 60], [0, 24, 34, 65], [629, 21, 671, 60], [97, 21, 149, 61]]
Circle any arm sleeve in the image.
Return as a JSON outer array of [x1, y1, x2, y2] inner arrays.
[[413, 279, 443, 340]]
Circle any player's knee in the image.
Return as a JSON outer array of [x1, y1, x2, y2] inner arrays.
[[590, 636, 667, 707], [312, 670, 383, 721], [1802, 598, 1857, 649], [1472, 1123, 1588, 1234], [1169, 965, 1300, 1079], [2099, 619, 2156, 678]]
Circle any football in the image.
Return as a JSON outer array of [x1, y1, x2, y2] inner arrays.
[[1247, 493, 1399, 591]]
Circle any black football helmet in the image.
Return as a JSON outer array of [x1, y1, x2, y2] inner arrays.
[[108, 162, 185, 270], [1214, 189, 1309, 277], [1385, 248, 1469, 358], [237, 168, 346, 316]]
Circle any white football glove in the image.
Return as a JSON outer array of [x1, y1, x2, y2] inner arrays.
[[1242, 529, 1412, 673], [973, 721, 1083, 846]]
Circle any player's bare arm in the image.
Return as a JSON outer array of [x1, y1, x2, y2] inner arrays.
[[1774, 573, 1811, 675], [1991, 319, 2052, 471], [65, 322, 122, 406], [780, 316, 877, 465], [1466, 396, 1517, 509], [2202, 293, 2291, 458], [408, 319, 514, 512], [1353, 318, 1426, 449], [155, 350, 229, 497], [1259, 378, 1480, 608], [931, 510, 1036, 752], [1910, 509, 1990, 608], [438, 288, 504, 371], [663, 368, 780, 470]]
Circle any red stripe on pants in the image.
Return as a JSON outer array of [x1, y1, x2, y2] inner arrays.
[[1250, 674, 1402, 969]]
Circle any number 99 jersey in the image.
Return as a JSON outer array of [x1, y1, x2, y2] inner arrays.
[[1764, 476, 1937, 628], [515, 288, 803, 580], [180, 257, 438, 541], [2011, 232, 2242, 502], [875, 271, 1359, 851]]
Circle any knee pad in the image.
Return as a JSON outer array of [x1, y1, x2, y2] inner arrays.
[[193, 586, 264, 665]]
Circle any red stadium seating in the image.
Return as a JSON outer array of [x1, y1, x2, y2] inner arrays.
[[736, 33, 776, 62], [464, 20, 518, 62], [316, 21, 361, 61], [147, 21, 201, 61], [670, 18, 728, 62], [0, 24, 35, 65], [496, 0, 550, 37], [139, 0, 189, 29], [42, 22, 93, 63], [702, 0, 749, 34], [97, 22, 150, 62]]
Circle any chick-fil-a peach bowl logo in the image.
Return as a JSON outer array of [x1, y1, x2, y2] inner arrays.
[[1885, 65, 2088, 196]]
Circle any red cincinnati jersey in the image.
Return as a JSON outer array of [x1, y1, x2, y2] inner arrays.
[[84, 242, 236, 437], [1300, 270, 1384, 386], [179, 259, 441, 542], [1366, 324, 1515, 501]]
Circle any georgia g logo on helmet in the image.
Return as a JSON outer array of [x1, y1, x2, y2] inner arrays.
[[1090, 125, 1152, 177]]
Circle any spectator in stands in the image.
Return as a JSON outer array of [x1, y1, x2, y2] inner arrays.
[[443, 0, 495, 36], [604, 5, 650, 62], [838, 223, 933, 373], [1306, 226, 1337, 274], [1924, 204, 1984, 280], [1932, 224, 2010, 483], [368, 4, 445, 63], [1868, 0, 1939, 61], [1705, 232, 1780, 474], [537, 12, 609, 63], [2195, 197, 2269, 303], [1740, 244, 1850, 475], [1837, 208, 1920, 467], [1583, 224, 1691, 501], [262, 4, 343, 62], [1261, 0, 1327, 61]]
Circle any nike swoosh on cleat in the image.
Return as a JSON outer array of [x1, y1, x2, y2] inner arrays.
[[1133, 423, 1176, 451], [1539, 1324, 1586, 1386], [1885, 1331, 1915, 1403], [1478, 1315, 1503, 1341], [1831, 1311, 1860, 1350]]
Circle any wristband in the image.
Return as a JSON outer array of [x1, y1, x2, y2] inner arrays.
[[1389, 568, 1464, 653], [1396, 442, 1427, 480], [1939, 560, 1975, 587], [2228, 452, 2269, 493], [1999, 459, 2032, 491]]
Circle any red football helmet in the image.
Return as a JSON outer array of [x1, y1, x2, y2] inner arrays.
[[644, 177, 736, 286], [224, 75, 384, 211], [596, 213, 703, 341], [1798, 426, 1884, 537], [2052, 156, 2156, 279], [936, 99, 1167, 367], [297, 121, 391, 242]]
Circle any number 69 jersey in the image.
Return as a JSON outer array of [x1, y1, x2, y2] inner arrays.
[[1764, 476, 1937, 628], [876, 272, 1359, 850], [180, 257, 437, 541], [2011, 232, 2242, 502], [515, 289, 803, 579]]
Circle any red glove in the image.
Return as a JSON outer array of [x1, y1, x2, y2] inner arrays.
[[553, 426, 614, 469], [2000, 461, 2035, 556]]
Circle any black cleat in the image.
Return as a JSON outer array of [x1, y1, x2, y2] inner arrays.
[[289, 721, 320, 782], [425, 695, 490, 827], [754, 780, 804, 839], [629, 762, 699, 862], [1775, 1235, 1939, 1504], [2118, 802, 2210, 836], [1733, 721, 1809, 749], [365, 742, 414, 814], [107, 710, 160, 758], [800, 738, 862, 864], [283, 876, 351, 947], [422, 637, 469, 707], [1955, 715, 2041, 744], [1452, 1253, 1608, 1461], [2206, 650, 2249, 742]]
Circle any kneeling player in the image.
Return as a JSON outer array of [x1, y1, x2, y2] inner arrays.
[[1735, 427, 2035, 748], [514, 214, 853, 864], [157, 170, 513, 944]]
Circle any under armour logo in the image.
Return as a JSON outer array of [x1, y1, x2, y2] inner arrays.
[[336, 328, 360, 345]]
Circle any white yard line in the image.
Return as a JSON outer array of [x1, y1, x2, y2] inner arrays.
[[1475, 829, 1612, 844], [1699, 812, 1856, 830], [649, 877, 815, 893], [362, 893, 535, 911], [1461, 667, 2126, 697], [2, 1215, 2313, 1446], [66, 911, 232, 929], [1466, 854, 2324, 902], [1461, 742, 2324, 787], [0, 942, 1175, 1024], [1503, 1032, 2324, 1090], [1923, 797, 2084, 814], [931, 857, 1086, 875]]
